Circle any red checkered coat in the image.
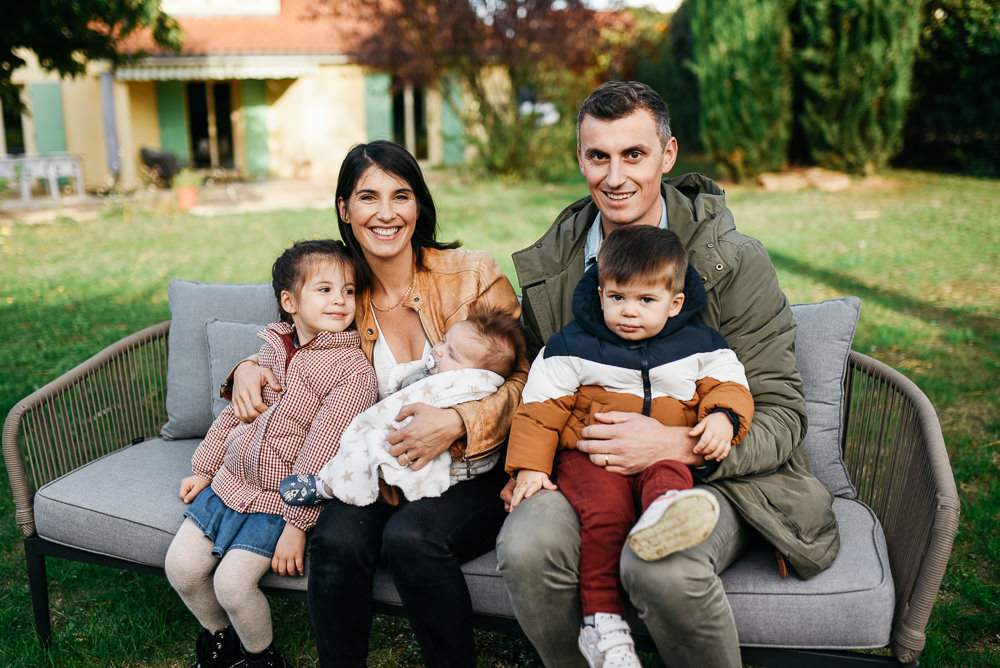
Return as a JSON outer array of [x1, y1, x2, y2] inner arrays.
[[192, 323, 377, 531]]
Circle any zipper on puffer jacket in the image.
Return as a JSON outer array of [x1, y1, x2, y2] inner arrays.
[[631, 341, 652, 416]]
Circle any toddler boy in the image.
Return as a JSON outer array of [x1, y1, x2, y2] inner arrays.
[[506, 225, 754, 668]]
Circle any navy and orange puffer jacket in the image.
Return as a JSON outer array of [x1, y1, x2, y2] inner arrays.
[[506, 262, 753, 476]]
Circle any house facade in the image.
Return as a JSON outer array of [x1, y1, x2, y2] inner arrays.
[[2, 0, 465, 192]]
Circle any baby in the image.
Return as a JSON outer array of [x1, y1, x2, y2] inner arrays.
[[281, 304, 525, 506]]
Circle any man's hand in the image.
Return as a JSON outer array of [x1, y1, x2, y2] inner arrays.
[[690, 412, 735, 461], [576, 411, 703, 474], [179, 475, 211, 504], [271, 524, 306, 576], [508, 470, 557, 511], [387, 404, 466, 471]]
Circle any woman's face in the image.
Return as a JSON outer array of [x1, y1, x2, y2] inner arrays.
[[339, 166, 418, 264]]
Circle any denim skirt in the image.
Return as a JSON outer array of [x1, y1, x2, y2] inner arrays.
[[185, 487, 286, 558]]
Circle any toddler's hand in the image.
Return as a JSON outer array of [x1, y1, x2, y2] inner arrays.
[[508, 470, 556, 511], [272, 524, 306, 577], [179, 475, 210, 504], [690, 412, 735, 461]]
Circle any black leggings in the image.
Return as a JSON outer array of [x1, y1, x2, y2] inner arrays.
[[307, 464, 508, 668]]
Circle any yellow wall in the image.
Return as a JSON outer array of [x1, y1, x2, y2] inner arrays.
[[61, 75, 109, 190], [268, 65, 368, 183], [120, 81, 161, 189]]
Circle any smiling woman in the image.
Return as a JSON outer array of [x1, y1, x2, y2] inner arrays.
[[229, 140, 529, 667]]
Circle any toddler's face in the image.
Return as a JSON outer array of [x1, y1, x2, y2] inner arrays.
[[430, 320, 491, 374], [598, 278, 683, 341], [281, 260, 356, 343]]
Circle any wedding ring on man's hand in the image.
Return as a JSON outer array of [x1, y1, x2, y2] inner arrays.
[[402, 453, 412, 467], [604, 454, 610, 466]]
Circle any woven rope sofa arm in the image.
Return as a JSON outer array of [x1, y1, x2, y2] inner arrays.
[[2, 322, 171, 539], [843, 350, 960, 664]]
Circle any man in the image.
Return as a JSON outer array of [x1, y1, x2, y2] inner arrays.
[[497, 81, 839, 668]]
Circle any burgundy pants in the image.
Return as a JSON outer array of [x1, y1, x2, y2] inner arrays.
[[554, 449, 693, 616]]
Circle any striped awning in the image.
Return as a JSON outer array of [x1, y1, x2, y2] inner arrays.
[[116, 54, 349, 81]]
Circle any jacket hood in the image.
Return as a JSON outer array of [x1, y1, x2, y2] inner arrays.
[[571, 261, 707, 345]]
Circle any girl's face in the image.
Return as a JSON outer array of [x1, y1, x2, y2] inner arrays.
[[280, 260, 356, 344], [338, 166, 418, 264]]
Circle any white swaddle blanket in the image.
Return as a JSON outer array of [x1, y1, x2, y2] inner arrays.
[[318, 368, 505, 505]]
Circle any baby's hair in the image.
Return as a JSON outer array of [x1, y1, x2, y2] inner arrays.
[[271, 239, 366, 325], [598, 226, 688, 295], [463, 304, 526, 379]]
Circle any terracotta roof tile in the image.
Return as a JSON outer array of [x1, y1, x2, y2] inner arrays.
[[122, 0, 369, 56]]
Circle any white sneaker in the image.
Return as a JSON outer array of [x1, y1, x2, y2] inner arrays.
[[577, 613, 642, 668], [627, 488, 720, 561]]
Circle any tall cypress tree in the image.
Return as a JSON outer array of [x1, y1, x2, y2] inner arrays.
[[687, 0, 793, 181], [790, 0, 924, 173]]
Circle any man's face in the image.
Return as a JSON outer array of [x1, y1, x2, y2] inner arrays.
[[577, 110, 678, 232]]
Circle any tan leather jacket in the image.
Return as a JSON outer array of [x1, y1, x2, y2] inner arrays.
[[355, 247, 528, 462]]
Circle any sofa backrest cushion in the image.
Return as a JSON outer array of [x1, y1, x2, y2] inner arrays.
[[206, 319, 270, 419], [162, 280, 278, 439], [162, 280, 861, 498], [789, 296, 862, 499]]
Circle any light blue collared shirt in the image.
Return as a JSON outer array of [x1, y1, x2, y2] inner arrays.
[[583, 196, 669, 269]]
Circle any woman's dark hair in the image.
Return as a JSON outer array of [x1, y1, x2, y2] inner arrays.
[[335, 140, 459, 286], [271, 239, 365, 325]]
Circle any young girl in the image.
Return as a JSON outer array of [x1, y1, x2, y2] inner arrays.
[[164, 239, 378, 668]]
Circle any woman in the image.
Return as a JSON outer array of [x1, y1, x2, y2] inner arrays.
[[229, 140, 526, 667]]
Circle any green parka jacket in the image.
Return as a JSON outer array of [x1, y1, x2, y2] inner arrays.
[[512, 173, 839, 578]]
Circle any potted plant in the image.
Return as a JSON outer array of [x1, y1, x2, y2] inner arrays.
[[173, 168, 202, 209]]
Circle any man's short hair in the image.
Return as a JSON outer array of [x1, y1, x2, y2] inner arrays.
[[464, 305, 526, 378], [577, 81, 672, 148], [598, 226, 688, 295]]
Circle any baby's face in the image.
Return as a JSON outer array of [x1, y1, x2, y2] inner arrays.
[[430, 321, 491, 373]]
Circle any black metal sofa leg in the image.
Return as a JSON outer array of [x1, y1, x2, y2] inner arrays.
[[24, 537, 52, 647]]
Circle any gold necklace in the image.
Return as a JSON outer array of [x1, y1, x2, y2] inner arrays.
[[371, 276, 415, 313]]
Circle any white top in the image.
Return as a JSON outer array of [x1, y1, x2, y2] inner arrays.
[[371, 310, 432, 400]]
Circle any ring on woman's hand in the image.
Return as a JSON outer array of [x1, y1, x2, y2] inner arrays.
[[604, 454, 610, 466], [402, 453, 412, 467]]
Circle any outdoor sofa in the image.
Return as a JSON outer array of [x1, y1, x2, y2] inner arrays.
[[3, 280, 960, 666]]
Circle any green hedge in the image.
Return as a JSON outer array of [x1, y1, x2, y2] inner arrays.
[[687, 0, 793, 181]]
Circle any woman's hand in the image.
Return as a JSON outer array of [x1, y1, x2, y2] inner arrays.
[[231, 360, 281, 422], [576, 411, 703, 474], [179, 475, 211, 504], [271, 524, 306, 577], [386, 403, 465, 471]]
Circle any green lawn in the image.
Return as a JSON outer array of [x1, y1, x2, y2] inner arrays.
[[1, 168, 998, 666]]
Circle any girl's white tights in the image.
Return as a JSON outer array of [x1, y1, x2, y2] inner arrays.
[[165, 518, 275, 653]]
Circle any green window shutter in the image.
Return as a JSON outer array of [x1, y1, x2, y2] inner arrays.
[[29, 83, 67, 154], [441, 77, 464, 166], [156, 81, 191, 165], [365, 73, 393, 141], [241, 79, 269, 175]]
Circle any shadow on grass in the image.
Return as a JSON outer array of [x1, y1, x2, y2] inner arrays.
[[769, 249, 1000, 351]]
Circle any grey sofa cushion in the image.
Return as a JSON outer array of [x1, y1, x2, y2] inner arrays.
[[721, 497, 894, 649], [162, 280, 277, 439], [206, 319, 269, 419], [789, 297, 862, 498], [34, 438, 893, 649]]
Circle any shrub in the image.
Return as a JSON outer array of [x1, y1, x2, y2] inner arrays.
[[897, 0, 1000, 176], [790, 0, 923, 173], [687, 0, 794, 181]]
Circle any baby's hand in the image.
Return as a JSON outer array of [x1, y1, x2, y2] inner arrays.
[[690, 412, 735, 461], [179, 475, 210, 504], [272, 524, 306, 577], [508, 470, 557, 512]]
